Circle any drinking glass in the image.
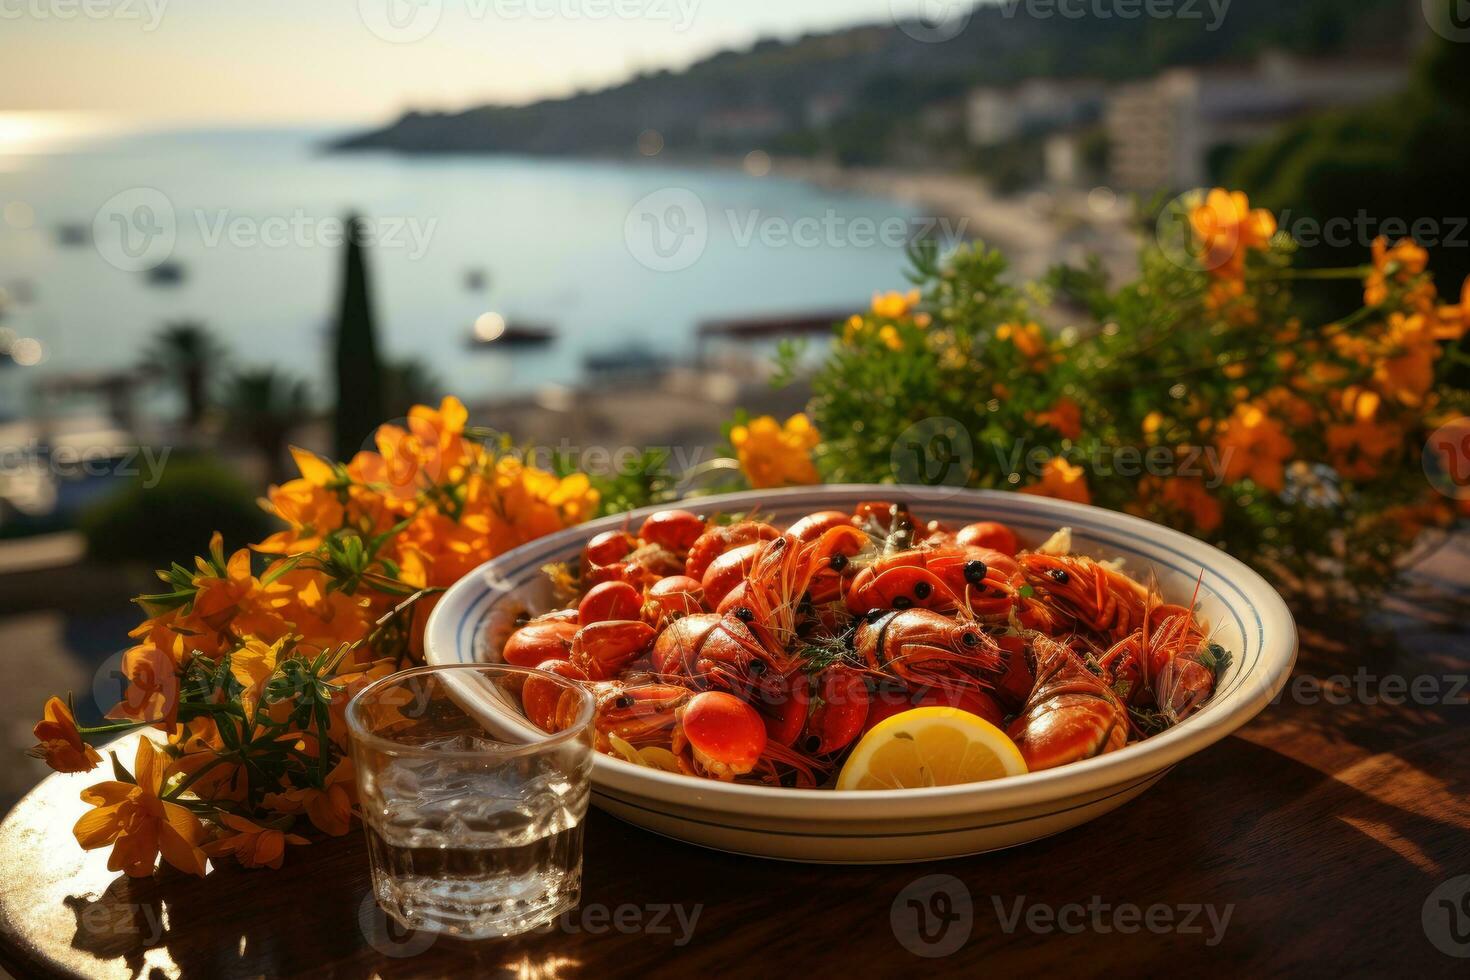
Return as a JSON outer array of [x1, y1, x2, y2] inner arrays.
[[346, 663, 595, 939]]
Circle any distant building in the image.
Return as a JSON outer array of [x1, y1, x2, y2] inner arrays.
[[697, 107, 788, 143], [966, 79, 1105, 147], [804, 93, 848, 129], [919, 100, 966, 140], [1106, 52, 1408, 190]]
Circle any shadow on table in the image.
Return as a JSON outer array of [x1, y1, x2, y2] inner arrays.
[[52, 732, 1470, 976]]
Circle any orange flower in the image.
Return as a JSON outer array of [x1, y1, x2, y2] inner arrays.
[[730, 414, 821, 489], [204, 813, 308, 870], [1434, 275, 1470, 341], [996, 321, 1046, 359], [263, 756, 357, 836], [255, 448, 346, 555], [1132, 476, 1223, 535], [1160, 478, 1224, 534], [105, 644, 181, 729], [1215, 402, 1294, 493], [73, 738, 208, 878], [1021, 457, 1091, 506], [1034, 397, 1082, 441], [190, 533, 261, 635], [1326, 418, 1402, 481], [29, 697, 101, 773], [1365, 236, 1429, 308], [1264, 386, 1315, 429], [1373, 313, 1439, 407], [1190, 189, 1275, 279], [871, 289, 921, 320]]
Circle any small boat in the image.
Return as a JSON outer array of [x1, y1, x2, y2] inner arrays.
[[464, 268, 489, 292], [583, 343, 671, 378], [146, 262, 186, 286], [55, 224, 88, 247], [466, 314, 555, 349]]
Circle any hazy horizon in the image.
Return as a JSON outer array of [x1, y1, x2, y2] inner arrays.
[[1, 1, 946, 136]]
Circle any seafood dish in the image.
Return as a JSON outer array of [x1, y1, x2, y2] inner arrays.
[[500, 501, 1233, 789]]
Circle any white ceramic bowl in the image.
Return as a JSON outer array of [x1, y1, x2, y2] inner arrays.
[[425, 485, 1297, 864]]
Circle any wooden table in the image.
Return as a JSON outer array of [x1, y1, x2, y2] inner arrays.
[[3, 544, 1469, 978]]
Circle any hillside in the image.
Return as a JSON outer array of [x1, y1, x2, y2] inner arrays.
[[333, 0, 1415, 162]]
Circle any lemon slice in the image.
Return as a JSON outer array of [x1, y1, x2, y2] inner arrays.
[[835, 707, 1027, 791]]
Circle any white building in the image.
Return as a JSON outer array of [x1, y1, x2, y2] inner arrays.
[[1107, 53, 1408, 190], [967, 79, 1105, 147]]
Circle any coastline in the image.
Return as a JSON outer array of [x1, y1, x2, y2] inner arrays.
[[765, 158, 1142, 284]]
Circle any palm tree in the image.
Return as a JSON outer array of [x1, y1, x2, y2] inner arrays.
[[146, 321, 223, 432], [224, 368, 312, 485]]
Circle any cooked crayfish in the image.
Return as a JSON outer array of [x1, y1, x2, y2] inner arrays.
[[501, 502, 1228, 788]]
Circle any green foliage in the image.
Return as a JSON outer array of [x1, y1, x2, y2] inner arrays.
[[795, 204, 1468, 598], [79, 455, 273, 568], [1229, 30, 1470, 319], [224, 367, 312, 484]]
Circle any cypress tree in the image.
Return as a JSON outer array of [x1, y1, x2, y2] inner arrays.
[[333, 214, 387, 460]]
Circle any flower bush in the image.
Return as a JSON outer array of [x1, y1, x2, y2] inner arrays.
[[32, 398, 597, 875], [757, 189, 1469, 595]]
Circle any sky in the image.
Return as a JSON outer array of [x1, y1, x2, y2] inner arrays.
[[0, 0, 944, 129]]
